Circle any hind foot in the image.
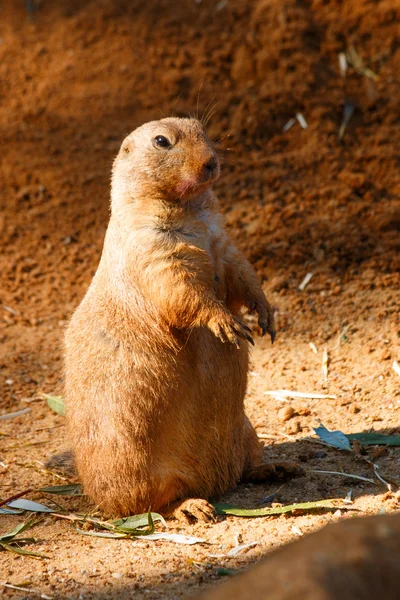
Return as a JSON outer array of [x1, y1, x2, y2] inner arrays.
[[164, 498, 218, 524], [243, 461, 304, 483]]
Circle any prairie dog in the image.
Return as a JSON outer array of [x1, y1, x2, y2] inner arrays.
[[64, 117, 300, 519]]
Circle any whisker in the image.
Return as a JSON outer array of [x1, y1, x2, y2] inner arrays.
[[213, 133, 232, 145], [220, 158, 240, 164], [170, 94, 181, 118], [201, 95, 217, 125], [204, 101, 221, 127], [196, 83, 203, 121], [219, 156, 244, 165]]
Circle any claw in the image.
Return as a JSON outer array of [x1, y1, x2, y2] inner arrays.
[[260, 323, 268, 337], [270, 329, 276, 344], [246, 333, 255, 346], [229, 334, 240, 348], [224, 328, 240, 348], [233, 316, 252, 334], [218, 327, 229, 344]]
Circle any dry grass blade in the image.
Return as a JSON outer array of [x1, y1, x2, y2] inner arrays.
[[322, 347, 329, 381], [392, 360, 400, 377], [296, 113, 308, 129], [309, 469, 375, 484], [73, 524, 128, 539], [339, 101, 355, 140], [265, 390, 336, 400], [209, 541, 258, 558], [1, 304, 18, 315], [373, 465, 392, 491], [0, 408, 30, 420], [283, 118, 296, 132], [298, 272, 313, 290], [143, 533, 206, 544], [346, 46, 378, 81], [338, 52, 347, 77], [2, 583, 52, 598]]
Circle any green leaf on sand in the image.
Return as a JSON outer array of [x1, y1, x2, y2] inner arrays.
[[111, 512, 165, 531], [7, 499, 53, 513], [216, 568, 237, 577], [73, 525, 128, 539], [74, 511, 163, 539], [346, 433, 400, 446], [40, 484, 82, 496], [0, 518, 38, 541], [44, 394, 65, 416], [0, 518, 47, 559], [314, 425, 351, 451], [315, 425, 400, 448], [0, 542, 48, 559], [214, 499, 346, 517]]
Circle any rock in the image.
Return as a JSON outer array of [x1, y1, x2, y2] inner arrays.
[[278, 406, 295, 422]]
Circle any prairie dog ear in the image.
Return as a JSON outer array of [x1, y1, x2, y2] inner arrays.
[[121, 139, 134, 155]]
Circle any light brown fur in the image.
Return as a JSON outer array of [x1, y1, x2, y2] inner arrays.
[[64, 117, 299, 518]]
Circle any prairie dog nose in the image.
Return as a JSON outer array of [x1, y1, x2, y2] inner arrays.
[[205, 156, 218, 173], [202, 156, 219, 180]]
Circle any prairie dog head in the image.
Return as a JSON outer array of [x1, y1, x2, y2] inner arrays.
[[111, 118, 220, 209]]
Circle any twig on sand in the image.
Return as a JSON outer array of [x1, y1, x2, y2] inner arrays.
[[298, 272, 313, 291], [0, 488, 33, 508], [264, 390, 336, 400], [0, 408, 30, 421], [392, 361, 400, 377], [2, 583, 52, 599], [308, 469, 374, 484], [321, 347, 329, 381]]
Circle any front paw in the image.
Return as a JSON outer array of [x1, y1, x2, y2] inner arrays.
[[208, 312, 254, 349], [248, 299, 276, 343]]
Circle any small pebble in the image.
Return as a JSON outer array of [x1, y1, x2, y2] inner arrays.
[[112, 573, 123, 579], [278, 406, 295, 421], [287, 421, 302, 434]]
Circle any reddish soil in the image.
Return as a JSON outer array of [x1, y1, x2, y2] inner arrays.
[[0, 0, 399, 598]]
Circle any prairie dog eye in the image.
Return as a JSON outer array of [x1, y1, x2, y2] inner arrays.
[[154, 135, 171, 149]]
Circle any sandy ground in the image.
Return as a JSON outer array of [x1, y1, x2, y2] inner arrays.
[[1, 0, 399, 598]]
